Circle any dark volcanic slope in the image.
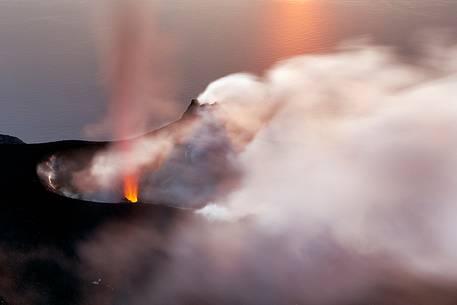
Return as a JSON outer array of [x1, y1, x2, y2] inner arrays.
[[0, 139, 181, 246], [0, 137, 186, 305], [3, 136, 457, 305], [0, 135, 23, 145]]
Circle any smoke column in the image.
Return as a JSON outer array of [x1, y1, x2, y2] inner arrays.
[[86, 0, 175, 139], [83, 0, 178, 202]]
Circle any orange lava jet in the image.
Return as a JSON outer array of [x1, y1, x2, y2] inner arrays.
[[123, 172, 138, 203]]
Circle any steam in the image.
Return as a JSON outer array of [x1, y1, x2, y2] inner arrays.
[[75, 40, 457, 304]]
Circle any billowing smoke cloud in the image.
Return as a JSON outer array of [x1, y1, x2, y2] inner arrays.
[[72, 40, 457, 304]]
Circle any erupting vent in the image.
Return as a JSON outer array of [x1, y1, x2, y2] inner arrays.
[[123, 172, 138, 203]]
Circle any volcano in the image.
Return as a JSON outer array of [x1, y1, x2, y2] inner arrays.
[[4, 130, 457, 305], [4, 99, 457, 305], [36, 99, 245, 208], [0, 99, 268, 304]]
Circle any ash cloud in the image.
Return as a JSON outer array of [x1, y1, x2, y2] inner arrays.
[[76, 40, 457, 304]]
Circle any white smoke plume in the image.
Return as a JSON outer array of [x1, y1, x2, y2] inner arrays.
[[75, 40, 457, 304]]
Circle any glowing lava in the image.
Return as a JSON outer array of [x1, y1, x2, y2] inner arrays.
[[123, 173, 138, 203]]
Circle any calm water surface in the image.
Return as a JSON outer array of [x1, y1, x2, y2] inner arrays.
[[1, 0, 457, 142]]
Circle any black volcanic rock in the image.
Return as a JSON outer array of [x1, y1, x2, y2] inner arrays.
[[0, 138, 186, 305], [0, 134, 24, 144]]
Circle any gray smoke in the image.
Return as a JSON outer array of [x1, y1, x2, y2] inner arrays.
[[74, 40, 457, 304]]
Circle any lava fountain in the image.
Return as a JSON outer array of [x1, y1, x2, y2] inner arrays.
[[123, 172, 138, 203], [119, 139, 140, 204]]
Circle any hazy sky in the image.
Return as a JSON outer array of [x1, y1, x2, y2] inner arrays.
[[0, 0, 456, 142]]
